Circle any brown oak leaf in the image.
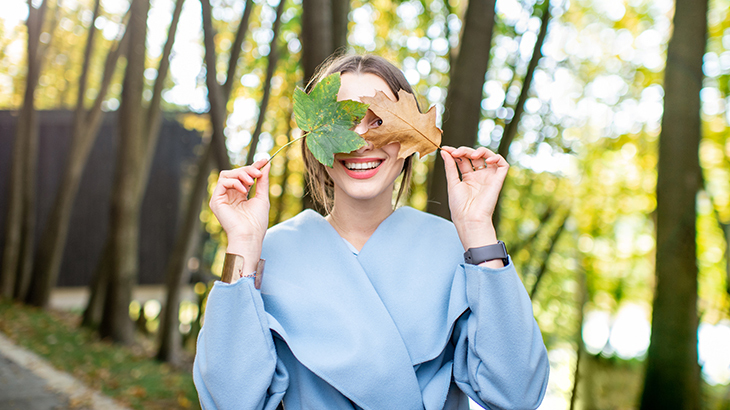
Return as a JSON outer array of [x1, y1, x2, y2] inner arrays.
[[361, 89, 442, 159]]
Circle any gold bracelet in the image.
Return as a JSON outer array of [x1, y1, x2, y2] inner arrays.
[[221, 253, 265, 289]]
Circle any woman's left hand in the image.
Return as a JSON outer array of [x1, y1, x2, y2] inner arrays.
[[440, 145, 509, 250]]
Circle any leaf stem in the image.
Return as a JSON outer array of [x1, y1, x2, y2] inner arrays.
[[262, 134, 305, 167]]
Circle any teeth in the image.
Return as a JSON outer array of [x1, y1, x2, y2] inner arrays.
[[344, 161, 382, 170]]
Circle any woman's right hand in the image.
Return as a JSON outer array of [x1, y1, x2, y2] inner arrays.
[[209, 158, 271, 273]]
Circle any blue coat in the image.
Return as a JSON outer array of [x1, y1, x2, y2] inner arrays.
[[193, 207, 549, 410]]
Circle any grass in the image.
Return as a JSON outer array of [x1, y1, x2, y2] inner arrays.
[[0, 299, 200, 410]]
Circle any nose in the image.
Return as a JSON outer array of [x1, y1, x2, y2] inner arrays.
[[355, 139, 374, 154]]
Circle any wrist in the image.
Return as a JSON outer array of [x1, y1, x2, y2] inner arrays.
[[226, 240, 262, 275], [454, 221, 498, 251]]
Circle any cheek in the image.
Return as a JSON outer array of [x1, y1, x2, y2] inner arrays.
[[382, 142, 401, 157]]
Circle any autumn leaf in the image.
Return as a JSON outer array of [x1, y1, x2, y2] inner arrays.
[[361, 89, 442, 159], [292, 72, 369, 167]]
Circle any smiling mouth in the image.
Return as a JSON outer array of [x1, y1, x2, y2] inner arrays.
[[342, 160, 383, 171]]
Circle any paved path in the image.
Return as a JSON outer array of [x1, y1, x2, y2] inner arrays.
[[0, 332, 130, 410]]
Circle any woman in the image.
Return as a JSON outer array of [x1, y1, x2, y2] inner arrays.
[[194, 54, 549, 410]]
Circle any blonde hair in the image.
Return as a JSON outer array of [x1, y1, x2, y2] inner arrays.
[[301, 54, 418, 213]]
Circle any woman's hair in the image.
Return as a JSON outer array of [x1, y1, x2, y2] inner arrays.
[[301, 54, 418, 213]]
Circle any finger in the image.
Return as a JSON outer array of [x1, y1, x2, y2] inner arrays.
[[485, 153, 509, 168], [254, 161, 271, 201], [468, 146, 491, 160], [212, 179, 230, 200], [450, 146, 475, 157], [471, 158, 487, 171], [440, 150, 461, 189], [252, 157, 269, 171], [236, 171, 255, 186], [455, 155, 474, 174], [220, 178, 248, 196]]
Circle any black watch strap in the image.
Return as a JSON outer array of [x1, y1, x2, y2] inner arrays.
[[464, 241, 509, 266]]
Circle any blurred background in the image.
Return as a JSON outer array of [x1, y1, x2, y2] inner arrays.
[[0, 0, 729, 408]]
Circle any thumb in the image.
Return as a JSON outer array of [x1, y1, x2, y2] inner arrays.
[[441, 150, 460, 190], [254, 161, 271, 201]]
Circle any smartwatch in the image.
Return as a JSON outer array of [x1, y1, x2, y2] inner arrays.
[[464, 241, 509, 266]]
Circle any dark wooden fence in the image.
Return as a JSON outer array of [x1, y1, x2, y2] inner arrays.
[[0, 110, 202, 287]]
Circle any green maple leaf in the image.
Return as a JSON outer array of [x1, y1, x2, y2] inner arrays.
[[293, 72, 369, 167]]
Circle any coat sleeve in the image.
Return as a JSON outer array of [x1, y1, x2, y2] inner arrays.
[[193, 278, 289, 410], [451, 259, 550, 410]]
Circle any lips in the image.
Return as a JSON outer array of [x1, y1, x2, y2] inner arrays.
[[339, 157, 384, 179]]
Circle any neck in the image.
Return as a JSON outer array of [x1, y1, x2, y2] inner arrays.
[[326, 186, 395, 251]]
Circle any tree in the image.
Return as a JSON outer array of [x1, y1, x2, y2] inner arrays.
[[427, 0, 497, 220], [304, 0, 350, 77], [155, 0, 256, 362], [82, 0, 184, 328], [99, 0, 151, 344], [639, 0, 707, 407], [1, 0, 50, 300], [245, 0, 287, 165], [493, 0, 551, 230], [299, 0, 350, 212], [26, 0, 130, 308]]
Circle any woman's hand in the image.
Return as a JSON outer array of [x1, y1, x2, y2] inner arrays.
[[209, 158, 271, 274], [440, 146, 509, 252]]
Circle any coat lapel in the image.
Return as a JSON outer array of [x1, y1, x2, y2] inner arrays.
[[356, 207, 469, 366], [260, 210, 424, 410]]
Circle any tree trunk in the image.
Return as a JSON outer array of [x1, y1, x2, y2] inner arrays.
[[529, 209, 567, 299], [200, 0, 232, 172], [157, 145, 212, 363], [721, 221, 729, 298], [26, 0, 123, 308], [331, 0, 350, 51], [426, 0, 497, 220], [569, 254, 589, 410], [498, 1, 550, 158], [140, 0, 185, 188], [0, 0, 48, 299], [82, 239, 111, 328], [639, 0, 706, 407], [223, 0, 254, 99], [300, 0, 340, 212], [99, 0, 150, 344], [153, 0, 248, 363], [273, 122, 293, 225], [301, 0, 333, 86], [245, 0, 286, 165]]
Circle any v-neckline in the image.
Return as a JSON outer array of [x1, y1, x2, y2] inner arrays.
[[316, 206, 408, 254]]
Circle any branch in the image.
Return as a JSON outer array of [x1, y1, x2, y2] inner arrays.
[[569, 255, 589, 410], [200, 0, 232, 170], [146, 0, 185, 137], [84, 4, 132, 136], [511, 204, 555, 255], [530, 207, 568, 299], [498, 0, 551, 159], [245, 0, 286, 165], [223, 0, 255, 100], [73, 0, 101, 134]]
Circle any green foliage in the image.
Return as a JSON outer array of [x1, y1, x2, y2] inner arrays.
[[293, 72, 368, 167]]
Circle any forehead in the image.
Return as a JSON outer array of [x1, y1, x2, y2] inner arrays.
[[337, 72, 397, 103]]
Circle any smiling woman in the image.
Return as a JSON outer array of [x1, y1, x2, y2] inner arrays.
[[193, 53, 550, 410], [302, 56, 419, 215]]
